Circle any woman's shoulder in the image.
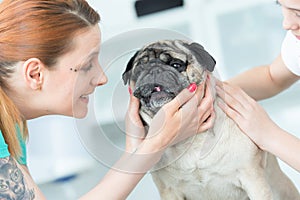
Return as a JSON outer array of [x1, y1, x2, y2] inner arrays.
[[0, 128, 27, 165], [0, 129, 10, 159]]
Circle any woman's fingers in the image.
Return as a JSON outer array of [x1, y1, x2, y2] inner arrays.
[[198, 110, 215, 133], [180, 89, 199, 116], [165, 83, 197, 114], [216, 81, 248, 114], [179, 80, 211, 126], [195, 80, 206, 105], [148, 83, 202, 147], [216, 81, 266, 134], [201, 77, 213, 104], [215, 81, 277, 150], [195, 78, 215, 130], [217, 99, 243, 123], [218, 81, 256, 106], [145, 79, 216, 148], [125, 89, 146, 151], [127, 90, 140, 121]]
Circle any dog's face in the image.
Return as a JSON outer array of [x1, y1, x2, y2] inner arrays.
[[122, 40, 216, 123]]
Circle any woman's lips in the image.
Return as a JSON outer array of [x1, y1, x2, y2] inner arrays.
[[294, 34, 300, 40], [80, 95, 89, 104]]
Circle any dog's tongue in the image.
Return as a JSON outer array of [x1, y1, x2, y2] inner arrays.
[[154, 86, 161, 92]]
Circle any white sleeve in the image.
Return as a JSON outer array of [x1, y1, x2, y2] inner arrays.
[[281, 31, 300, 76]]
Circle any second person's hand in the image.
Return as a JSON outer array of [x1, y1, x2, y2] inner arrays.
[[215, 80, 279, 150]]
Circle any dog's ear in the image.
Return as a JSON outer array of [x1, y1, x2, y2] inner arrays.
[[122, 51, 140, 85], [184, 42, 216, 72]]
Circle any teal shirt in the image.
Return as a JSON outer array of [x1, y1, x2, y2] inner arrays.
[[0, 126, 27, 165], [0, 130, 10, 158]]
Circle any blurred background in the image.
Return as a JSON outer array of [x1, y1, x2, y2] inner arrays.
[[5, 0, 298, 199]]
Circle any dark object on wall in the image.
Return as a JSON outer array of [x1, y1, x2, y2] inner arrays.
[[135, 0, 184, 17]]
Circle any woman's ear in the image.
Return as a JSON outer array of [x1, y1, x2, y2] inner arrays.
[[22, 58, 45, 90]]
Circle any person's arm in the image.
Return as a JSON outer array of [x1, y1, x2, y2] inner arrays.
[[227, 54, 299, 100], [79, 148, 162, 200], [0, 156, 46, 199], [265, 127, 300, 172], [216, 81, 300, 172], [80, 80, 215, 199]]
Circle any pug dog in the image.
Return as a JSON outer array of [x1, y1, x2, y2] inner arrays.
[[122, 40, 300, 200]]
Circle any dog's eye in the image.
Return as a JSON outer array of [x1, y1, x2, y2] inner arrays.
[[170, 59, 187, 72], [171, 63, 182, 68]]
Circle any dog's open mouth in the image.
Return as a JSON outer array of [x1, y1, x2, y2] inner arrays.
[[134, 84, 176, 109]]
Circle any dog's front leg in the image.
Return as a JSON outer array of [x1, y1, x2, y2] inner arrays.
[[239, 167, 273, 200]]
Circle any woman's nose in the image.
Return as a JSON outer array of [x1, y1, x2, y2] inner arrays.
[[96, 73, 108, 86], [282, 11, 299, 30], [283, 20, 299, 30], [92, 64, 108, 86]]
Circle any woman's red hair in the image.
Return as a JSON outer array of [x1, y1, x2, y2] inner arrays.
[[0, 0, 100, 160]]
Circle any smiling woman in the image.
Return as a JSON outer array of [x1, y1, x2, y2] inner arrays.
[[0, 0, 103, 199], [0, 0, 101, 158], [43, 25, 107, 118]]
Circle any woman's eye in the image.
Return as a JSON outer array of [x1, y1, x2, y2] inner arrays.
[[82, 64, 93, 72]]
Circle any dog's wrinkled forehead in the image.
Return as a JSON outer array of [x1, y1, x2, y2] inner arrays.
[[122, 40, 216, 85], [136, 41, 188, 64]]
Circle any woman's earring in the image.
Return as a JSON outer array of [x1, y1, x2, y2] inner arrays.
[[36, 85, 42, 90]]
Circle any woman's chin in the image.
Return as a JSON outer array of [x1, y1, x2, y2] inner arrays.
[[71, 107, 88, 119]]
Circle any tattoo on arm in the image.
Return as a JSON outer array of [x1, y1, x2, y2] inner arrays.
[[0, 157, 35, 200]]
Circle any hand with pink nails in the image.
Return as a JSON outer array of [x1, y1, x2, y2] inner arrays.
[[125, 79, 215, 154]]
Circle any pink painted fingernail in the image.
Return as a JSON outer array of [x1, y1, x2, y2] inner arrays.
[[187, 83, 197, 93], [128, 87, 132, 95]]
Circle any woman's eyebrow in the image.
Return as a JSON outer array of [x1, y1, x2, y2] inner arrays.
[[86, 49, 100, 60], [82, 51, 100, 64], [73, 51, 99, 70]]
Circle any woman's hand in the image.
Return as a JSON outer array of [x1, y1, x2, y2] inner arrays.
[[125, 90, 146, 152], [197, 76, 216, 133], [125, 77, 215, 154], [216, 81, 278, 149], [144, 78, 215, 152]]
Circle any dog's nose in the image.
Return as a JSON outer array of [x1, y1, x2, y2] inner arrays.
[[149, 66, 163, 75]]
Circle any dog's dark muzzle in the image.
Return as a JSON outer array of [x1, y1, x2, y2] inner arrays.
[[134, 83, 176, 109]]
